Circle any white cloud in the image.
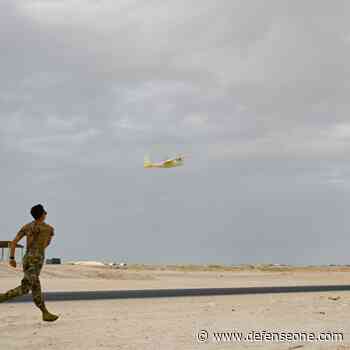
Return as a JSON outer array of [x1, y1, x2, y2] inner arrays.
[[46, 115, 85, 131], [182, 113, 209, 129], [1, 0, 349, 163], [208, 123, 350, 160], [330, 123, 350, 140], [17, 128, 101, 156]]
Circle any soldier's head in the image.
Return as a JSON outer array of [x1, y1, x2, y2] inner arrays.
[[30, 204, 47, 222]]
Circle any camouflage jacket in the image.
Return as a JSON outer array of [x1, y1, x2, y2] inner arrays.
[[18, 221, 54, 257]]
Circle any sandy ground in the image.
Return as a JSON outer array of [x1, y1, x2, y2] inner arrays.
[[1, 262, 350, 349]]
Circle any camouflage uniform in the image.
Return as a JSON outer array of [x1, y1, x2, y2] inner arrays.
[[1, 221, 54, 312]]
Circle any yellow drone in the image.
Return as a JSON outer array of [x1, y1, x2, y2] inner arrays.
[[144, 155, 184, 169]]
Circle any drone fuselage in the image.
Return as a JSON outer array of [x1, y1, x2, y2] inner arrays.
[[144, 158, 184, 169]]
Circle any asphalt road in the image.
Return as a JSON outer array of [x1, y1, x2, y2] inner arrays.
[[7, 285, 350, 303]]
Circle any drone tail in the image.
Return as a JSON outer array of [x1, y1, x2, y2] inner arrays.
[[144, 155, 153, 168]]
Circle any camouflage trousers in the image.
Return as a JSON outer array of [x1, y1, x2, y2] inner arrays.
[[1, 254, 47, 312]]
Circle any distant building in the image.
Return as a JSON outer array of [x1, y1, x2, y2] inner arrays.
[[46, 258, 62, 265]]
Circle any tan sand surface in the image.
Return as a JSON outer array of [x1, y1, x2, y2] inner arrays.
[[1, 263, 350, 349]]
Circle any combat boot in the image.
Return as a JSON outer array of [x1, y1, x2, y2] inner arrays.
[[42, 310, 59, 322], [0, 293, 8, 303]]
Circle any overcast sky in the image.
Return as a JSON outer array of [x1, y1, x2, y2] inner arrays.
[[1, 0, 350, 265]]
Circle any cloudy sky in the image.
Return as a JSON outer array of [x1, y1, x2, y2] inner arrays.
[[1, 0, 350, 265]]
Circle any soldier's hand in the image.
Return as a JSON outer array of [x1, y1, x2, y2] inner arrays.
[[9, 259, 17, 268]]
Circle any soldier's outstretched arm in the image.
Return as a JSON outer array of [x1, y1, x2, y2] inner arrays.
[[9, 226, 27, 267]]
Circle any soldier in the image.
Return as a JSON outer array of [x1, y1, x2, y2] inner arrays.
[[0, 204, 59, 322]]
